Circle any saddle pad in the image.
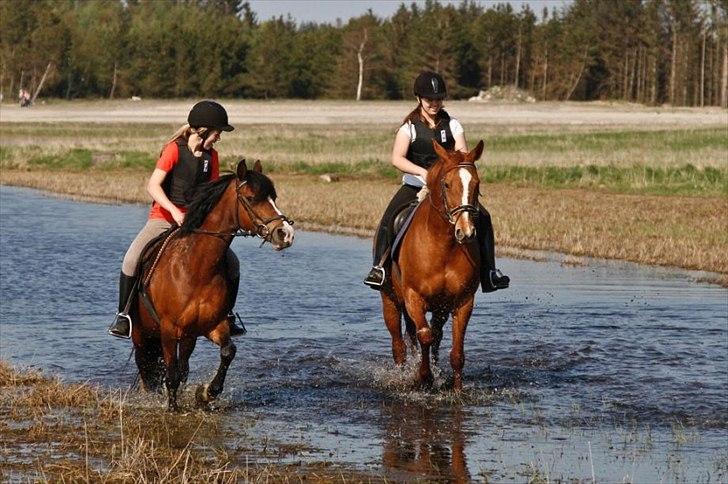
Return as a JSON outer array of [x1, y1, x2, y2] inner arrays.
[[391, 201, 421, 259]]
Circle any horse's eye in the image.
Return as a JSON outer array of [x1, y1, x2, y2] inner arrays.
[[443, 182, 450, 189]]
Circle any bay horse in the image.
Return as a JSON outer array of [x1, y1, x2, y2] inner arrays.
[[132, 159, 294, 410], [381, 140, 484, 391]]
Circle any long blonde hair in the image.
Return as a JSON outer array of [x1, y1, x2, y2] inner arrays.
[[161, 124, 211, 155]]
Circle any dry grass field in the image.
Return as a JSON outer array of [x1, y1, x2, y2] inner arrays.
[[1, 100, 726, 281], [0, 361, 374, 482]]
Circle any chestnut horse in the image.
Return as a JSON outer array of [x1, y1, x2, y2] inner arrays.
[[381, 140, 484, 391], [132, 160, 294, 410]]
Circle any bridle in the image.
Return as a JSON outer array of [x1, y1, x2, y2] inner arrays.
[[436, 163, 480, 225], [193, 179, 293, 242], [234, 180, 293, 239]]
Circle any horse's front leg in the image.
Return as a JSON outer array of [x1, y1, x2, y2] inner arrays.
[[430, 310, 448, 366], [160, 327, 181, 411], [381, 292, 406, 365], [197, 321, 236, 406], [178, 337, 197, 387], [404, 292, 433, 388], [450, 298, 474, 392]]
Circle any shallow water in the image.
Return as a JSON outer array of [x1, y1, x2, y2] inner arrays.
[[1, 185, 726, 482]]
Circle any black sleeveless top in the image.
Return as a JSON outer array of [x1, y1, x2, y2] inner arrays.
[[162, 139, 214, 207], [405, 116, 455, 169]]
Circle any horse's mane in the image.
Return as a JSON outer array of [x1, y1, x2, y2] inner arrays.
[[179, 170, 277, 235]]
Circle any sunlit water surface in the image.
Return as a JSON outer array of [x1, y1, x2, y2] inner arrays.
[[1, 186, 726, 482]]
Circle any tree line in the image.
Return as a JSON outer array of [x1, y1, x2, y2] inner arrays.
[[1, 0, 726, 106]]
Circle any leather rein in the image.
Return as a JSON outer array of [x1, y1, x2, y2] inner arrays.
[[192, 179, 293, 243], [431, 163, 480, 225]]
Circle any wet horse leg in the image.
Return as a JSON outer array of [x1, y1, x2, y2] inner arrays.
[[160, 328, 181, 411], [177, 337, 197, 387], [133, 336, 163, 392], [450, 298, 474, 392], [430, 310, 448, 366], [404, 292, 433, 387], [197, 322, 236, 405], [381, 292, 406, 365]]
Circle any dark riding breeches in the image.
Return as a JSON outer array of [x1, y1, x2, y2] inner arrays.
[[372, 185, 497, 275]]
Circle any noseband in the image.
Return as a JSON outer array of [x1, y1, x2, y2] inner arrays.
[[438, 164, 480, 225]]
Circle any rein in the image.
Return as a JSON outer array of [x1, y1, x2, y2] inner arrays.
[[192, 179, 293, 243], [430, 163, 480, 225]]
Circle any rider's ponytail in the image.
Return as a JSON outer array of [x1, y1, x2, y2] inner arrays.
[[161, 124, 210, 155]]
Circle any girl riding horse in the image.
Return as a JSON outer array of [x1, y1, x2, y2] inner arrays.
[[364, 71, 509, 292], [108, 100, 246, 339]]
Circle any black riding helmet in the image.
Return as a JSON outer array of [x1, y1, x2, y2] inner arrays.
[[413, 71, 447, 100], [187, 100, 234, 132]]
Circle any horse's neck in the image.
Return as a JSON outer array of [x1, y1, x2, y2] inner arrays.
[[191, 184, 237, 254], [418, 189, 456, 248]]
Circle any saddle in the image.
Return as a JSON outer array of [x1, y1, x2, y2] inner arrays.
[[390, 201, 420, 259], [138, 226, 179, 287], [132, 226, 180, 326]]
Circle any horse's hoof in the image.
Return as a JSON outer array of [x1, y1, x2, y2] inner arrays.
[[195, 384, 211, 405], [415, 374, 434, 390]]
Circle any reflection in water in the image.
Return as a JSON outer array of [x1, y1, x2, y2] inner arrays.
[[381, 402, 470, 483]]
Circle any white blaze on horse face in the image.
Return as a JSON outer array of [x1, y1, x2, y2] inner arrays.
[[267, 196, 295, 246], [458, 168, 474, 228]]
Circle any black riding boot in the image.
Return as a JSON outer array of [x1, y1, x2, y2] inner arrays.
[[477, 207, 510, 293], [364, 216, 391, 289], [227, 274, 246, 336], [108, 272, 138, 339]]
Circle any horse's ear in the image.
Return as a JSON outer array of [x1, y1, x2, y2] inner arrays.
[[432, 140, 450, 162], [466, 140, 484, 163], [253, 160, 263, 173], [236, 159, 247, 180]]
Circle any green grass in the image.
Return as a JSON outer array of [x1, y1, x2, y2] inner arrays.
[[2, 123, 726, 196], [483, 163, 728, 196], [482, 128, 728, 153]]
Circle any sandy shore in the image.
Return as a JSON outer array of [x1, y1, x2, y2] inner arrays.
[[2, 99, 726, 127]]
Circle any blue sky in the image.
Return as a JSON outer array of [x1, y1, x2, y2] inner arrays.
[[247, 0, 572, 24]]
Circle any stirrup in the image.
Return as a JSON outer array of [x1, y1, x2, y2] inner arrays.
[[489, 269, 510, 289], [227, 312, 247, 336], [364, 266, 386, 289], [108, 312, 132, 339]]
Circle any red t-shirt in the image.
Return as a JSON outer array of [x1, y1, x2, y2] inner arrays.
[[148, 142, 220, 222]]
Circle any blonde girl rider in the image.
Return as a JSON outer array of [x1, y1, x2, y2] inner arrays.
[[108, 100, 246, 338], [364, 71, 510, 292]]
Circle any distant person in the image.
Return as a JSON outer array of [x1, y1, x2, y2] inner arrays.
[[18, 88, 31, 107], [108, 100, 246, 338], [363, 71, 510, 292]]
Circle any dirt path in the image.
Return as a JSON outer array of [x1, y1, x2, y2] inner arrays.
[[1, 99, 725, 127]]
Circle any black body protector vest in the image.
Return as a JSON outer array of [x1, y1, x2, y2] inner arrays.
[[405, 117, 455, 169], [162, 139, 213, 207]]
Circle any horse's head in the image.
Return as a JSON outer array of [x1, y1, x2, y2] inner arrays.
[[235, 159, 294, 250], [429, 140, 484, 244]]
